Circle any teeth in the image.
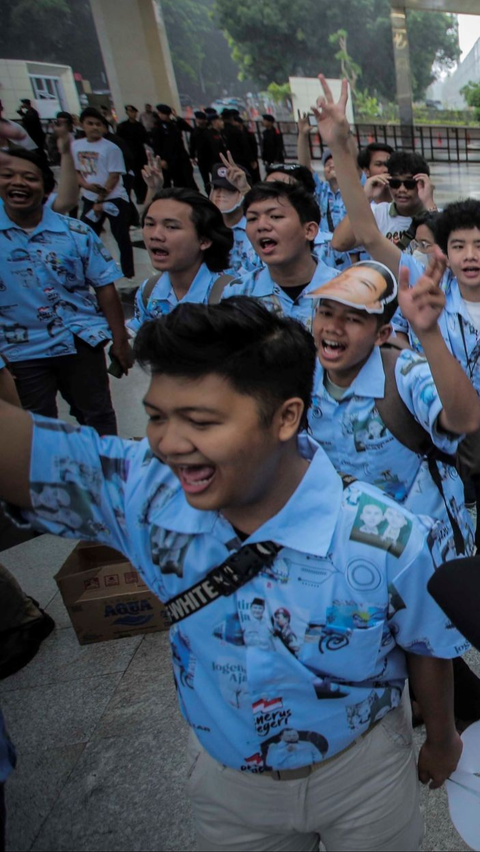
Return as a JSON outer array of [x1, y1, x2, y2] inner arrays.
[[323, 340, 344, 349]]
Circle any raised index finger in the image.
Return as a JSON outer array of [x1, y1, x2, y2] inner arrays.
[[219, 152, 230, 169]]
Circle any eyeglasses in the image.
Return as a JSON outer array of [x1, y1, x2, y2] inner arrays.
[[389, 178, 417, 190], [266, 163, 301, 173]]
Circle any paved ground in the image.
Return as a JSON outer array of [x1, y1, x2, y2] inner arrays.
[[3, 162, 480, 851]]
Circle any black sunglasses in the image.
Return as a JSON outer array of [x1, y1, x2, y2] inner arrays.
[[266, 163, 300, 173], [389, 178, 417, 190]]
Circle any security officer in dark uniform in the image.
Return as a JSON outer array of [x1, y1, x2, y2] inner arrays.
[[151, 104, 198, 190], [189, 110, 212, 194], [261, 114, 285, 166], [221, 109, 251, 171]]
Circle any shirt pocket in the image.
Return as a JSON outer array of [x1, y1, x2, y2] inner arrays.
[[298, 620, 385, 682]]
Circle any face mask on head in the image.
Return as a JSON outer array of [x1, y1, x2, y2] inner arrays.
[[412, 249, 429, 267]]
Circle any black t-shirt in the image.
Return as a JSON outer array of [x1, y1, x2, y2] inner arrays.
[[277, 283, 308, 302]]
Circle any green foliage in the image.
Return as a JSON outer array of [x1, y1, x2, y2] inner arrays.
[[267, 82, 291, 104], [354, 89, 381, 120], [0, 0, 72, 57], [213, 0, 460, 102], [460, 81, 480, 120]]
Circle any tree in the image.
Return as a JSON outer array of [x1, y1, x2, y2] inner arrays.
[[329, 29, 361, 97], [213, 0, 460, 102], [460, 81, 480, 121]]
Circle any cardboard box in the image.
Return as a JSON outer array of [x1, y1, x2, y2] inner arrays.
[[55, 542, 170, 644]]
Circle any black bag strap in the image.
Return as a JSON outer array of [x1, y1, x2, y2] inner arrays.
[[142, 272, 163, 308], [165, 540, 281, 625], [375, 347, 464, 555], [326, 202, 335, 235], [208, 273, 235, 305]]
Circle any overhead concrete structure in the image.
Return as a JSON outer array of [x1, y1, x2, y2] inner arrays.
[[89, 0, 180, 117], [390, 0, 479, 135]]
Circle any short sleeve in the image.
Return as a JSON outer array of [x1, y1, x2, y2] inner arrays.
[[107, 143, 126, 175], [70, 221, 121, 287], [388, 523, 468, 658], [395, 350, 461, 454], [8, 415, 140, 557]]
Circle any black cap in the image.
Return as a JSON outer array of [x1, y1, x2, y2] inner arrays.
[[262, 114, 275, 122], [211, 162, 252, 190], [221, 108, 233, 118], [156, 104, 172, 115], [194, 110, 207, 120], [205, 107, 218, 115]]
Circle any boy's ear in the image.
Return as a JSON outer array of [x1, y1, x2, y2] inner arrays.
[[375, 323, 392, 347]]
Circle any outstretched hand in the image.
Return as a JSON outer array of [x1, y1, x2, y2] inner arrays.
[[142, 150, 164, 191], [311, 75, 351, 148], [54, 120, 72, 156], [219, 151, 250, 194], [398, 252, 446, 335], [364, 174, 391, 201], [297, 110, 311, 137]]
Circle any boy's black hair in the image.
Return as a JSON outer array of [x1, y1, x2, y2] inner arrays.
[[266, 164, 316, 196], [143, 187, 233, 273], [79, 107, 104, 124], [357, 142, 394, 171], [56, 111, 73, 130], [410, 210, 440, 239], [435, 199, 480, 255], [4, 148, 55, 197], [386, 152, 430, 178], [243, 181, 320, 227], [134, 296, 316, 431]]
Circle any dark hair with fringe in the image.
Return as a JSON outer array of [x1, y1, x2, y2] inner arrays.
[[357, 142, 394, 171], [143, 187, 234, 272], [243, 181, 320, 226], [386, 151, 430, 178], [434, 199, 480, 255], [134, 296, 316, 431], [3, 148, 55, 197]]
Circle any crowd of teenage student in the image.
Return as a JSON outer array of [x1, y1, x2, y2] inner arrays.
[[2, 76, 480, 851]]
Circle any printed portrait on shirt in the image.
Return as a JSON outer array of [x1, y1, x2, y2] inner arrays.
[[30, 480, 101, 538], [351, 408, 388, 452], [349, 494, 412, 557], [149, 526, 194, 578], [345, 686, 401, 731], [78, 151, 99, 177], [262, 727, 329, 770]]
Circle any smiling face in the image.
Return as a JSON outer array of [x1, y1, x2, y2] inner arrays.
[[143, 372, 293, 514], [447, 227, 480, 299], [245, 196, 318, 266], [0, 155, 45, 216], [388, 173, 420, 214], [142, 198, 211, 274], [313, 300, 390, 386]]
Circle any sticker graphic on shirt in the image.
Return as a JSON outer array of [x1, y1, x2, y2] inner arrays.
[[242, 598, 275, 650], [171, 628, 196, 689], [78, 151, 99, 177], [271, 607, 300, 655], [349, 494, 412, 556], [213, 609, 245, 646], [150, 527, 194, 577], [352, 408, 389, 452], [263, 727, 328, 769], [345, 686, 401, 730]]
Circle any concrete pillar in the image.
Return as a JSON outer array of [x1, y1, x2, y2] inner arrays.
[[390, 5, 414, 147], [89, 0, 180, 117]]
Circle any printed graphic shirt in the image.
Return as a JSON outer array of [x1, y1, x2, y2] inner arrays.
[[71, 137, 129, 202], [309, 346, 473, 560], [0, 203, 121, 362], [128, 263, 227, 333], [313, 173, 347, 233], [221, 259, 339, 332], [8, 419, 466, 772], [227, 216, 262, 276], [372, 203, 412, 246], [392, 255, 480, 397]]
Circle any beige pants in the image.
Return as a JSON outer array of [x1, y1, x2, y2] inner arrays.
[[186, 703, 423, 852]]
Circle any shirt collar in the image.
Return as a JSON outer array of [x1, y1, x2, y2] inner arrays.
[[0, 201, 67, 234], [443, 273, 472, 321], [151, 263, 214, 302], [232, 215, 247, 234], [315, 345, 385, 400], [150, 435, 343, 557]]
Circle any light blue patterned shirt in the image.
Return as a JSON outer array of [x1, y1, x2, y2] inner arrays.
[[313, 173, 347, 233], [309, 346, 473, 560], [227, 216, 261, 276], [7, 418, 467, 772], [0, 201, 121, 361]]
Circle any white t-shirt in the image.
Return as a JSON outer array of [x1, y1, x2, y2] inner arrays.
[[464, 299, 480, 330], [372, 202, 412, 246], [71, 137, 128, 202]]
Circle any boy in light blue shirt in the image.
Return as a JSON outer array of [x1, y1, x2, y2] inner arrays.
[[222, 182, 339, 332], [0, 296, 466, 851]]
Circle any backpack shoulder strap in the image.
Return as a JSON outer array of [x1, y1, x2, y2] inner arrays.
[[142, 272, 164, 308], [208, 273, 235, 305], [375, 347, 434, 456]]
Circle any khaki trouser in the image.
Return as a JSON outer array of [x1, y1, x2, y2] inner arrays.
[[186, 702, 423, 852]]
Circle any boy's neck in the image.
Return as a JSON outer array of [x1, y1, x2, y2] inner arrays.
[[224, 208, 244, 228], [458, 281, 480, 304], [170, 258, 204, 300], [222, 442, 309, 536], [324, 351, 373, 388], [328, 176, 338, 193], [4, 204, 44, 229], [269, 250, 317, 289]]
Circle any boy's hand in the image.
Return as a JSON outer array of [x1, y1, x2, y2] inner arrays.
[[55, 121, 71, 155], [364, 174, 391, 201], [141, 150, 164, 190], [418, 731, 463, 789], [311, 75, 351, 148], [219, 151, 250, 194], [297, 111, 311, 137], [398, 254, 446, 335], [415, 173, 436, 208]]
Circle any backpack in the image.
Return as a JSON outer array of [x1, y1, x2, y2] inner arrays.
[[141, 272, 234, 308], [374, 346, 465, 554]]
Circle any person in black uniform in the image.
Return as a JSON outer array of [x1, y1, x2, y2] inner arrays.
[[205, 113, 228, 178], [16, 99, 45, 152], [189, 110, 211, 195], [261, 114, 285, 167], [151, 104, 197, 190], [231, 111, 261, 183], [116, 105, 148, 204], [221, 109, 251, 171]]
